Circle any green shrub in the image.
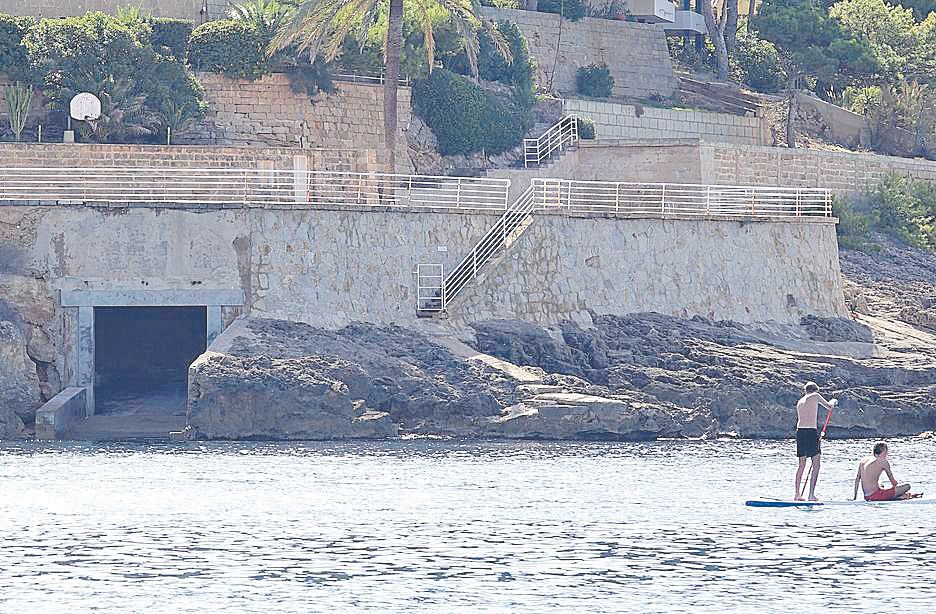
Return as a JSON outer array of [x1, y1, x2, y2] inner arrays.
[[840, 174, 936, 251], [730, 27, 785, 93], [23, 11, 204, 143], [576, 116, 595, 139], [186, 19, 269, 79], [151, 18, 193, 58], [0, 14, 37, 83], [281, 56, 336, 99], [412, 69, 529, 156], [447, 21, 535, 92], [538, 0, 587, 21], [576, 63, 613, 98]]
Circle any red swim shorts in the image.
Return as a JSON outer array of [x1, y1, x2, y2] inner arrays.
[[865, 487, 897, 502]]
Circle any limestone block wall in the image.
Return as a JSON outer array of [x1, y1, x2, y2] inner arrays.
[[0, 143, 366, 172], [0, 0, 204, 19], [489, 140, 703, 201], [451, 215, 846, 326], [704, 143, 936, 194], [566, 98, 767, 146], [188, 74, 411, 171], [481, 7, 677, 100]]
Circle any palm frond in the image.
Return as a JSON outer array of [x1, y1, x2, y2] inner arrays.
[[483, 19, 512, 66]]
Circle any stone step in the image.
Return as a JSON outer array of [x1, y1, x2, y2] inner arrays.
[[64, 413, 186, 441]]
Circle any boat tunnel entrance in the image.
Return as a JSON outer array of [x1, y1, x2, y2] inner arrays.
[[54, 289, 245, 438], [94, 306, 207, 415]]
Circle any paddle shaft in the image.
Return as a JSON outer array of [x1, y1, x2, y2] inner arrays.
[[797, 405, 834, 499]]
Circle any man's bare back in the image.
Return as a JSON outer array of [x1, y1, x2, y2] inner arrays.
[[796, 392, 826, 428]]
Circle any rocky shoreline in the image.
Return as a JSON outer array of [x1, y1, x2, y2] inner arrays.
[[185, 308, 936, 441]]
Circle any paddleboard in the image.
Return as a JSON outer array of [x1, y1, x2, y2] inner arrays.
[[746, 497, 934, 508]]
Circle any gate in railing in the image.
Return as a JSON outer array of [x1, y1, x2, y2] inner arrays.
[[523, 115, 579, 168], [532, 179, 832, 218], [416, 264, 445, 313]]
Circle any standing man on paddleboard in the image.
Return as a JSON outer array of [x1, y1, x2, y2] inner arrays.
[[794, 382, 836, 501]]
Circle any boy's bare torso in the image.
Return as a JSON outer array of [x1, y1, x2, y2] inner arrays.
[[858, 456, 890, 496]]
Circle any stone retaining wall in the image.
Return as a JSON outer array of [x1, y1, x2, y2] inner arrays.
[[704, 143, 936, 194], [0, 143, 366, 172], [566, 99, 767, 146], [187, 74, 411, 171], [481, 7, 677, 100]]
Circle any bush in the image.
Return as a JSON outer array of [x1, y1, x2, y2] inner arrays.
[[840, 174, 936, 251], [0, 14, 37, 83], [576, 63, 613, 98], [730, 27, 785, 93], [151, 18, 193, 58], [23, 11, 205, 143], [538, 0, 587, 21], [186, 20, 269, 79], [412, 69, 529, 156], [447, 21, 535, 91], [576, 117, 595, 139]]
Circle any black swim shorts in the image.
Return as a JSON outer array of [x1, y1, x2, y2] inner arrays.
[[796, 427, 821, 458]]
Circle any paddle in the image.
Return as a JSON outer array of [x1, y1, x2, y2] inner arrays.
[[797, 399, 836, 500]]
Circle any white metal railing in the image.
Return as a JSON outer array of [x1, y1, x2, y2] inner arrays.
[[418, 185, 537, 313], [532, 179, 833, 218], [0, 167, 510, 211], [524, 115, 579, 168]]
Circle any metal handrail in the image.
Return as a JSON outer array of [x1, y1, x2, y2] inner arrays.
[[532, 179, 833, 218], [0, 167, 511, 211], [523, 115, 580, 168], [440, 185, 537, 309]]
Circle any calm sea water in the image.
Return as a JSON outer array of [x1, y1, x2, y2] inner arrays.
[[1, 438, 934, 613]]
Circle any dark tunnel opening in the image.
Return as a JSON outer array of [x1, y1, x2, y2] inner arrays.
[[94, 306, 206, 415]]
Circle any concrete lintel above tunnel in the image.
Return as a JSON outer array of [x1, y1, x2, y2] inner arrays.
[[61, 289, 245, 308]]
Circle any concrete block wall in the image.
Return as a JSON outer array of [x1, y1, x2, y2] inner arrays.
[[0, 143, 367, 172], [482, 7, 677, 100], [705, 143, 936, 194], [0, 0, 204, 19], [566, 98, 767, 146], [187, 74, 412, 171]]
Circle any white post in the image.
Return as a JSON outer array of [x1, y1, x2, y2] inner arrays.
[[661, 184, 667, 215], [293, 155, 308, 204]]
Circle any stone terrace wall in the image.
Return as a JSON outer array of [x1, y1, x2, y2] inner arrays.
[[704, 143, 936, 194], [566, 99, 767, 146], [0, 143, 367, 172], [482, 7, 677, 100], [0, 0, 204, 19], [1, 206, 845, 350], [187, 74, 411, 172]]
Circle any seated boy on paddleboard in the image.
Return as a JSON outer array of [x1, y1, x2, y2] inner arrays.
[[795, 382, 836, 502], [851, 442, 922, 502]]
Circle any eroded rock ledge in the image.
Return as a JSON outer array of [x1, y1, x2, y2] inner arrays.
[[187, 314, 936, 441]]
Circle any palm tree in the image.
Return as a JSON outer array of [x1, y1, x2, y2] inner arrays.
[[271, 0, 496, 172]]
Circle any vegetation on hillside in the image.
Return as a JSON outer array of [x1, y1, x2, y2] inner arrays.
[[836, 174, 936, 251], [0, 0, 537, 156]]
